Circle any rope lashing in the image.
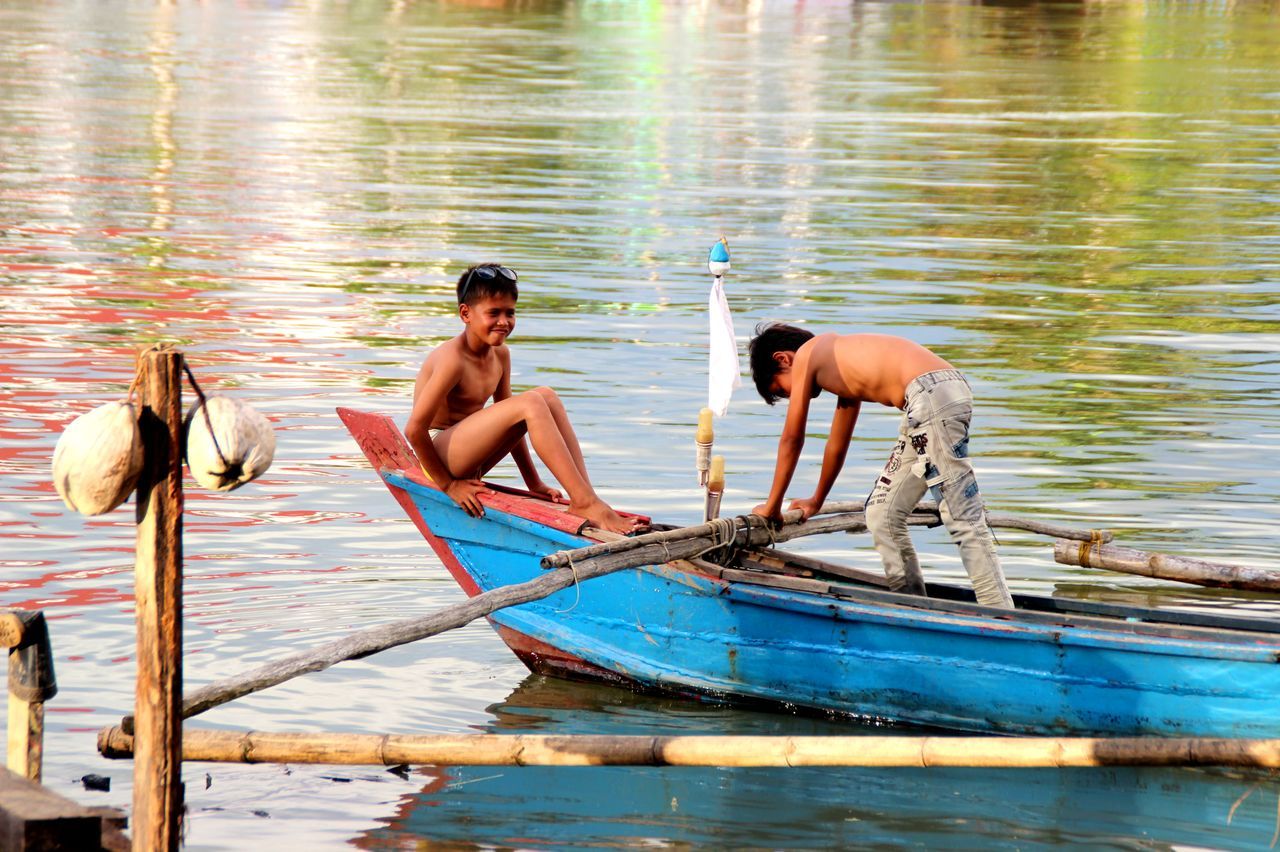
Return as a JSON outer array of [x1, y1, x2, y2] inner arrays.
[[1078, 529, 1106, 566]]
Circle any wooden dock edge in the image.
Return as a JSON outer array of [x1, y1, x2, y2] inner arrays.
[[1, 767, 128, 851]]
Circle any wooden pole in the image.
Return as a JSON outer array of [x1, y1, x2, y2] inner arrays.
[[6, 678, 43, 783], [544, 504, 1112, 570], [1053, 539, 1280, 592], [3, 612, 31, 781], [122, 543, 689, 733], [5, 610, 56, 784], [98, 725, 1280, 769], [132, 347, 184, 852]]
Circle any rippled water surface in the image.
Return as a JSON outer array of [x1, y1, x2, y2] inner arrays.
[[4, 0, 1280, 848]]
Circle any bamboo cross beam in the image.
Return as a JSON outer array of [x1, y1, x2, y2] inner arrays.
[[98, 725, 1280, 770], [1054, 540, 1280, 592], [544, 504, 1112, 570]]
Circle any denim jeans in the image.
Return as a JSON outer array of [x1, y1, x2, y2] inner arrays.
[[864, 370, 1013, 608]]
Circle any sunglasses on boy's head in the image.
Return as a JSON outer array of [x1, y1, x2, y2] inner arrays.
[[459, 265, 518, 303]]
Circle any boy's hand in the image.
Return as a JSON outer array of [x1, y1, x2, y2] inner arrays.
[[528, 481, 564, 503], [788, 496, 823, 522], [751, 503, 784, 526], [445, 478, 490, 517]]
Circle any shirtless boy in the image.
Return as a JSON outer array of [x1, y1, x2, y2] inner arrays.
[[405, 263, 642, 534], [748, 322, 1013, 609]]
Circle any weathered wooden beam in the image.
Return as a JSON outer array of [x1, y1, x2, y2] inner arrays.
[[132, 347, 185, 852], [0, 767, 111, 851], [98, 725, 1280, 769], [1053, 540, 1280, 592], [122, 543, 675, 733], [6, 692, 43, 784]]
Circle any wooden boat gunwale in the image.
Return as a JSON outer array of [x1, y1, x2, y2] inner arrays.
[[384, 461, 1280, 660]]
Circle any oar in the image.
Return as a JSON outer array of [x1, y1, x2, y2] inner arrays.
[[118, 509, 823, 733]]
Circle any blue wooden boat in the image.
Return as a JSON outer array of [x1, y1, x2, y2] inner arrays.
[[340, 408, 1280, 738]]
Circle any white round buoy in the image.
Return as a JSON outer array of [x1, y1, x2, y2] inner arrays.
[[51, 401, 144, 515], [184, 395, 275, 492]]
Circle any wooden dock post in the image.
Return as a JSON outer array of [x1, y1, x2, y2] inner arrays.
[[4, 610, 57, 783], [132, 346, 185, 852]]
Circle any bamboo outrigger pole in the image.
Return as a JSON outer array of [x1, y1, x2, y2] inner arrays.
[[98, 725, 1280, 770], [1054, 539, 1280, 593]]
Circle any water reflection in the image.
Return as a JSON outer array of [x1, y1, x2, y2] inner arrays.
[[360, 674, 1280, 849], [2, 0, 1280, 847]]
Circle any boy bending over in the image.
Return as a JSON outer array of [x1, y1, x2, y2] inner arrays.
[[406, 263, 642, 535], [748, 322, 1013, 609]]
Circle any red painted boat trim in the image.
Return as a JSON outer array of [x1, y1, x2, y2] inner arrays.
[[338, 406, 655, 677], [336, 408, 648, 540]]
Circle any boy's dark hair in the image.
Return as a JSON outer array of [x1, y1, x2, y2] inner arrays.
[[456, 263, 519, 307], [749, 321, 815, 405]]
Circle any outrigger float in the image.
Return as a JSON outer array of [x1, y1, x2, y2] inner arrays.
[[336, 408, 1280, 740]]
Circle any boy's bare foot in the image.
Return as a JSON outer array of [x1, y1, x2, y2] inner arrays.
[[571, 499, 645, 535]]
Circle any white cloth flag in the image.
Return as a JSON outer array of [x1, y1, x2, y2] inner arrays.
[[708, 276, 741, 417]]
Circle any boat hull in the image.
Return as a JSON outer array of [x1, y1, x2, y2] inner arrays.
[[342, 408, 1280, 738]]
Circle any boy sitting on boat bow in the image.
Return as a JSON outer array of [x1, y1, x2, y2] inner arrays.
[[405, 263, 643, 534], [748, 323, 1013, 608]]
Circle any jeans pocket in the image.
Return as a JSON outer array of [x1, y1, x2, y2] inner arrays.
[[940, 470, 984, 522], [939, 414, 971, 460]]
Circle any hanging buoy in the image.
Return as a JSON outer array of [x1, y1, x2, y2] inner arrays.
[[51, 402, 144, 515], [184, 395, 275, 492]]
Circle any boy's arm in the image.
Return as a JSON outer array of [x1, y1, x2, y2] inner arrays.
[[493, 353, 561, 501], [752, 347, 818, 523], [790, 398, 860, 521], [404, 355, 487, 515]]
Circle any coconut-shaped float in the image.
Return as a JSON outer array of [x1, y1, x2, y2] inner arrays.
[[184, 395, 275, 491], [52, 401, 145, 515]]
